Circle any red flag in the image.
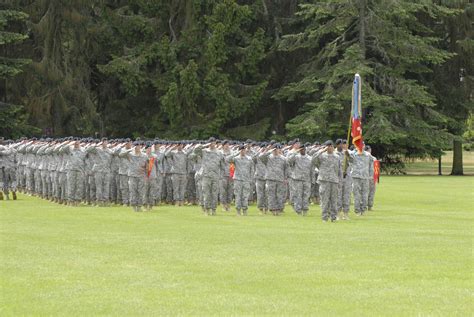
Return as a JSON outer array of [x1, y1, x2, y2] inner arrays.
[[147, 157, 155, 178], [352, 118, 363, 153], [374, 160, 380, 185], [351, 74, 364, 153], [229, 162, 235, 179]]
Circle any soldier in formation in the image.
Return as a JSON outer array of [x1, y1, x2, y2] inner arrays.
[[0, 137, 378, 220]]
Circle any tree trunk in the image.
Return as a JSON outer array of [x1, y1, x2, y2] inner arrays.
[[438, 155, 442, 175], [451, 139, 463, 175], [358, 0, 366, 59]]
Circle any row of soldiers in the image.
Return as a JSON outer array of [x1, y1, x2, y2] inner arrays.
[[0, 137, 377, 221]]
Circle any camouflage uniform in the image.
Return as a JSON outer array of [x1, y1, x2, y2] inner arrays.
[[314, 150, 342, 221], [227, 153, 254, 215], [287, 151, 317, 215], [259, 151, 288, 214], [191, 146, 224, 215], [336, 150, 352, 216], [348, 150, 373, 215], [253, 151, 268, 211], [62, 145, 87, 204]]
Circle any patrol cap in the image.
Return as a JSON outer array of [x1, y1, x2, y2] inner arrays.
[[274, 143, 282, 149], [324, 140, 334, 146], [335, 139, 343, 145], [208, 137, 216, 142], [365, 145, 371, 151]]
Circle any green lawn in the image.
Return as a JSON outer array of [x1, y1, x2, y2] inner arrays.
[[1, 176, 473, 316], [405, 151, 474, 175]]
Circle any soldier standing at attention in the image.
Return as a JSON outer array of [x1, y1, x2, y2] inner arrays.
[[287, 144, 317, 216], [313, 140, 342, 222], [347, 146, 373, 216], [143, 143, 159, 211], [219, 141, 234, 212], [259, 143, 288, 216], [253, 143, 268, 214], [365, 145, 377, 211], [86, 138, 114, 206], [152, 142, 166, 206], [227, 145, 254, 216], [191, 138, 225, 216], [62, 140, 87, 207], [120, 142, 148, 212], [336, 139, 352, 220], [0, 141, 17, 200], [165, 142, 190, 206], [117, 139, 132, 206]]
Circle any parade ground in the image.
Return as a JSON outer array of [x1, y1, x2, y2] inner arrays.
[[1, 176, 472, 316]]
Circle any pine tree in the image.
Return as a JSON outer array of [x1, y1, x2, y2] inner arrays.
[[428, 0, 473, 175], [277, 0, 456, 161], [0, 6, 36, 138]]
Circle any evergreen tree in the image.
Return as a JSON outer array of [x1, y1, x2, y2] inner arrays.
[[277, 0, 455, 161], [0, 6, 36, 138], [428, 0, 473, 175]]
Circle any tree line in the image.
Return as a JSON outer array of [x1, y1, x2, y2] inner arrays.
[[1, 0, 472, 174]]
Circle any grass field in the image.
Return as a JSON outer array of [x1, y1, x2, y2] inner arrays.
[[1, 176, 473, 316], [405, 150, 474, 175]]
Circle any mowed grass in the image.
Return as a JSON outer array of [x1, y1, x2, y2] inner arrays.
[[405, 150, 474, 175], [0, 177, 473, 316]]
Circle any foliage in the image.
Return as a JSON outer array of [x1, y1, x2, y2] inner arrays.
[[277, 0, 458, 161], [1, 0, 472, 161]]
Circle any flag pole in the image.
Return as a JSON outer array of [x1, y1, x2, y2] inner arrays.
[[343, 78, 355, 178]]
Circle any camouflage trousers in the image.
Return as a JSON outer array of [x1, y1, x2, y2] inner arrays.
[[129, 176, 145, 207], [163, 174, 173, 202], [368, 179, 376, 209], [266, 180, 286, 211], [25, 167, 34, 192], [67, 170, 85, 202], [109, 172, 121, 203], [234, 179, 251, 212], [352, 178, 369, 213], [337, 175, 352, 212], [171, 174, 187, 203], [16, 165, 26, 190], [94, 172, 111, 202], [219, 177, 234, 205], [40, 170, 51, 198], [185, 173, 196, 202], [1, 167, 17, 195], [255, 179, 267, 210], [56, 171, 67, 201], [319, 180, 338, 221], [202, 176, 219, 211], [155, 176, 164, 205], [195, 175, 203, 206], [34, 169, 42, 194], [291, 179, 311, 214], [143, 177, 158, 206], [119, 174, 129, 204]]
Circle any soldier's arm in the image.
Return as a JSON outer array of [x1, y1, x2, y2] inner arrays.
[[192, 144, 203, 157]]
